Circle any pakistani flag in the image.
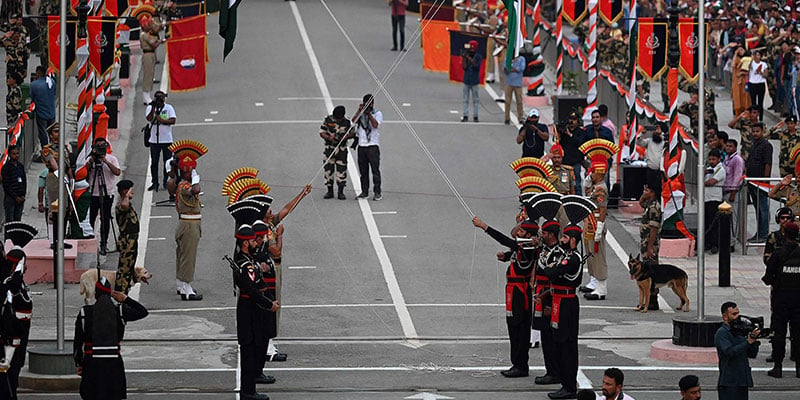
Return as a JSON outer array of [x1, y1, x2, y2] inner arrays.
[[219, 0, 242, 61]]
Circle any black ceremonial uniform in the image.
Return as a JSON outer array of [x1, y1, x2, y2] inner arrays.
[[0, 265, 31, 400], [73, 295, 148, 400], [483, 226, 536, 374], [763, 241, 800, 365], [236, 260, 275, 397], [533, 243, 566, 382], [254, 246, 278, 341], [540, 247, 582, 394]]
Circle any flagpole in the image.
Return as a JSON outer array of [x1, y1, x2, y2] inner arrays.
[[697, 0, 706, 321], [583, 0, 598, 123], [625, 0, 638, 161], [56, 0, 68, 354], [556, 0, 563, 95]]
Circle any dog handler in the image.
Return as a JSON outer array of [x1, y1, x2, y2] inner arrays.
[[114, 180, 139, 293], [638, 179, 663, 310]]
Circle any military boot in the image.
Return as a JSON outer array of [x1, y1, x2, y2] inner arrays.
[[337, 184, 346, 200], [324, 185, 334, 199]]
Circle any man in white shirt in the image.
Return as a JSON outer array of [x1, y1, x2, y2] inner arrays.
[[87, 137, 121, 255], [352, 94, 383, 201], [145, 90, 177, 192], [704, 148, 727, 254]]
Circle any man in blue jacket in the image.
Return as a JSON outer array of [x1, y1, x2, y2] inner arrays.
[[715, 301, 760, 400], [461, 40, 482, 123]]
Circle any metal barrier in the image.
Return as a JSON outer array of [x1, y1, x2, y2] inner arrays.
[[739, 177, 786, 255]]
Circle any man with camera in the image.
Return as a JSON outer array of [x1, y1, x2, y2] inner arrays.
[[145, 90, 176, 192], [461, 40, 482, 123], [517, 109, 549, 158], [557, 112, 586, 195], [87, 137, 121, 255], [352, 94, 383, 201], [715, 301, 761, 399], [762, 221, 800, 378]]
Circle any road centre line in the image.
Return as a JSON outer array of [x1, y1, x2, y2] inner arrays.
[[175, 120, 505, 127], [127, 365, 753, 373], [287, 266, 317, 269], [148, 237, 166, 241], [290, 1, 418, 343], [380, 235, 407, 239], [372, 211, 397, 215], [278, 96, 363, 101], [146, 303, 633, 313]]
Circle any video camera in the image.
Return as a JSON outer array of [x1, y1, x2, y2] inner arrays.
[[90, 141, 107, 163], [731, 315, 772, 339]]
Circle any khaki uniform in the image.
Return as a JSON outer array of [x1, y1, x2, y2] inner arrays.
[[114, 203, 140, 293], [550, 165, 575, 226], [175, 181, 201, 283], [320, 115, 351, 187], [731, 118, 755, 161], [766, 127, 800, 177], [140, 31, 160, 96], [583, 180, 609, 280], [770, 183, 800, 216], [639, 198, 662, 264], [6, 84, 21, 126]]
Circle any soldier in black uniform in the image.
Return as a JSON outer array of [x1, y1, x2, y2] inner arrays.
[[763, 221, 800, 379], [234, 224, 278, 400], [73, 277, 148, 400], [533, 220, 565, 387], [472, 215, 538, 378]]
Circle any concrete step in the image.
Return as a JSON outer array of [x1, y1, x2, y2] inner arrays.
[[24, 239, 97, 284]]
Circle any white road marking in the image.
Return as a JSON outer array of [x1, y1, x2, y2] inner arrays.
[[372, 211, 397, 215], [146, 303, 634, 313], [288, 265, 317, 270], [128, 365, 763, 373], [402, 103, 411, 107], [380, 235, 407, 239], [175, 119, 505, 127], [209, 110, 218, 115], [290, 1, 419, 346], [203, 118, 213, 122], [149, 215, 172, 219], [148, 237, 166, 241], [577, 369, 593, 389], [277, 96, 362, 101], [449, 110, 459, 114], [255, 102, 264, 106]]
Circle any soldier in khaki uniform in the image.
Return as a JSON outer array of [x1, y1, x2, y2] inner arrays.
[[114, 180, 140, 293], [728, 105, 760, 161], [547, 144, 575, 227], [581, 155, 610, 300], [769, 173, 800, 217], [167, 140, 208, 301], [639, 179, 663, 310], [139, 19, 163, 105], [767, 116, 800, 177], [6, 72, 22, 126]]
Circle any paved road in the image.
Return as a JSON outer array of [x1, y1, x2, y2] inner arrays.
[[20, 1, 800, 399]]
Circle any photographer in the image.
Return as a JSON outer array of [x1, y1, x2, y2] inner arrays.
[[352, 94, 383, 201], [557, 112, 586, 195], [460, 40, 482, 123], [715, 301, 760, 400], [516, 109, 549, 158], [762, 221, 800, 378], [87, 137, 121, 255], [145, 90, 176, 192]]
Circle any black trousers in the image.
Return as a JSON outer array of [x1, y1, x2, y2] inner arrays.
[[90, 195, 114, 248], [749, 82, 766, 121], [506, 312, 531, 371], [704, 201, 721, 250], [149, 143, 172, 187], [358, 145, 381, 195], [541, 322, 559, 378], [770, 289, 800, 363], [391, 15, 405, 50], [240, 341, 267, 395], [553, 297, 579, 393], [0, 338, 26, 399]]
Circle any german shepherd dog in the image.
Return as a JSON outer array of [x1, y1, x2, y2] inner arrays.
[[627, 254, 690, 313]]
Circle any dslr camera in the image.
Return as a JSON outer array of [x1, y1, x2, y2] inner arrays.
[[150, 91, 167, 110], [91, 141, 107, 163], [730, 315, 772, 339]]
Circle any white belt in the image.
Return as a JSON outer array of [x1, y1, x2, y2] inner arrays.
[[179, 214, 201, 220]]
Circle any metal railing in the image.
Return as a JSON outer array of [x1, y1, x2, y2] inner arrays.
[[739, 177, 788, 255]]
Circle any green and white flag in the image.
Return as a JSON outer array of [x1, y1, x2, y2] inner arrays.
[[219, 0, 242, 61]]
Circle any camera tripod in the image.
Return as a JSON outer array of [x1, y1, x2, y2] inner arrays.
[[89, 159, 119, 264]]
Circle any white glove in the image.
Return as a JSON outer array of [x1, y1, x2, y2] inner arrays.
[[583, 174, 593, 190], [594, 221, 604, 242], [191, 170, 200, 186]]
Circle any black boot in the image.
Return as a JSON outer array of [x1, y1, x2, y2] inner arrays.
[[324, 185, 334, 199], [337, 184, 346, 200], [768, 363, 782, 378]]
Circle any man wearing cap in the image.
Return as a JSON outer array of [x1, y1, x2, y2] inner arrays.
[[517, 109, 549, 158], [677, 86, 702, 135], [461, 39, 482, 123], [472, 215, 538, 378], [582, 157, 610, 300], [532, 220, 566, 387], [320, 105, 354, 200], [114, 180, 140, 294], [253, 220, 287, 363], [763, 221, 800, 378], [638, 180, 663, 308], [234, 225, 278, 400], [770, 172, 800, 217], [0, 240, 33, 399], [767, 116, 800, 177], [678, 375, 701, 400], [74, 277, 149, 400], [140, 19, 163, 105], [503, 53, 525, 125], [5, 71, 22, 126], [727, 105, 760, 161], [171, 155, 202, 300], [145, 90, 176, 192], [547, 144, 575, 196]]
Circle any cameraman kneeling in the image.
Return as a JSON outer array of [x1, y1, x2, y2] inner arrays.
[[763, 221, 800, 378], [87, 138, 121, 255], [715, 301, 760, 400]]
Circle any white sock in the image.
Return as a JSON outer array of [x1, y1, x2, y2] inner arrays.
[[267, 339, 278, 356], [530, 329, 541, 344], [592, 279, 607, 296]]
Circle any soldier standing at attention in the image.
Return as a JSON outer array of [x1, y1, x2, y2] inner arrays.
[[767, 116, 800, 177], [5, 72, 21, 126], [114, 180, 140, 294], [320, 105, 354, 200], [639, 179, 663, 310]]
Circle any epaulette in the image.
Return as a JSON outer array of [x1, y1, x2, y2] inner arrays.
[[562, 165, 573, 171]]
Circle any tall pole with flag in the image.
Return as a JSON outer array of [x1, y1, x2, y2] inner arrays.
[[583, 0, 598, 122], [697, 2, 707, 321], [220, 0, 242, 60], [556, 0, 563, 95]]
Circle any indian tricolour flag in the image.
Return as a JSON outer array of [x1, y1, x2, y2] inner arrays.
[[502, 0, 525, 71], [219, 0, 242, 61]]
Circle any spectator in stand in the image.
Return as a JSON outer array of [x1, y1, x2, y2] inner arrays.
[[732, 45, 752, 116], [723, 139, 745, 252], [597, 104, 617, 140], [748, 50, 768, 121]]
